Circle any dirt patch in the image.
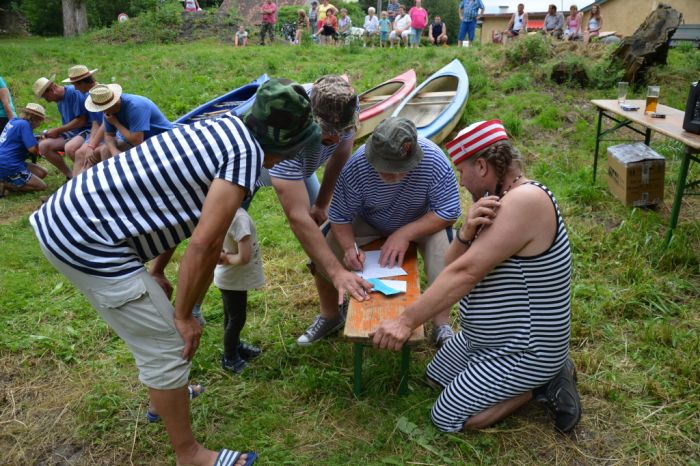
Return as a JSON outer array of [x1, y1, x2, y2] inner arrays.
[[35, 443, 84, 466]]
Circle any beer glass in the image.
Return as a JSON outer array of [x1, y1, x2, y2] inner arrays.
[[617, 82, 628, 104], [645, 86, 660, 114]]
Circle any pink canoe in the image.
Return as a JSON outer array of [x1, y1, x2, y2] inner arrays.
[[356, 69, 417, 139]]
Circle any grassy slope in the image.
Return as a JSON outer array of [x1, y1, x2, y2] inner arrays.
[[0, 37, 698, 465]]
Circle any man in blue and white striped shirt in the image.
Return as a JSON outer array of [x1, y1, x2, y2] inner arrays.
[[301, 117, 461, 346], [30, 79, 318, 466]]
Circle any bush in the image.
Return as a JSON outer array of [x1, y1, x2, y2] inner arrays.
[[504, 35, 551, 66], [90, 1, 184, 44]]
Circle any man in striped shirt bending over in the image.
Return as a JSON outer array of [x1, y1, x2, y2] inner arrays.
[[310, 117, 462, 347], [371, 120, 581, 434], [30, 80, 318, 466]]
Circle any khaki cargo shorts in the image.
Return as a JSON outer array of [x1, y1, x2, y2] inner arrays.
[[40, 245, 190, 390]]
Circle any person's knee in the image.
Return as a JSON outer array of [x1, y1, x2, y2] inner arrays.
[[26, 176, 47, 191]]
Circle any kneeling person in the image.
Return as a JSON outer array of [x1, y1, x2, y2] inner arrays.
[[305, 117, 461, 346], [0, 103, 49, 196]]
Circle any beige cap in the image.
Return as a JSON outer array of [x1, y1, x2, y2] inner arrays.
[[32, 74, 56, 99], [85, 84, 123, 112], [20, 103, 47, 120], [62, 65, 99, 83]]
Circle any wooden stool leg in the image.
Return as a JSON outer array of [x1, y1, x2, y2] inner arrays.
[[399, 345, 410, 396], [353, 343, 364, 397]]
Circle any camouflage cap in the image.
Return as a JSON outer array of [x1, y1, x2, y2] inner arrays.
[[310, 75, 359, 136], [365, 117, 424, 173], [244, 79, 320, 158]]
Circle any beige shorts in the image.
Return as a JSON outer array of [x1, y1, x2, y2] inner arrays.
[[323, 217, 452, 284], [40, 245, 190, 390]]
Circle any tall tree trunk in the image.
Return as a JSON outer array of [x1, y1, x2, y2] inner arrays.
[[219, 0, 234, 15], [62, 0, 88, 37]]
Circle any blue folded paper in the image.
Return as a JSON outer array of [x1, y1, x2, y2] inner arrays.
[[367, 278, 403, 296]]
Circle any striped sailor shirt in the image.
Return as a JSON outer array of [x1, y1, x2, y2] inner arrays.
[[30, 115, 263, 279], [329, 136, 461, 234]]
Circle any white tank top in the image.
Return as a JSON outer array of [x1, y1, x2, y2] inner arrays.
[[513, 12, 525, 31]]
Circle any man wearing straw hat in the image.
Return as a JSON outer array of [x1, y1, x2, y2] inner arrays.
[[315, 117, 461, 347], [371, 120, 581, 434], [33, 74, 91, 180], [60, 65, 104, 176], [30, 79, 320, 466], [84, 82, 172, 162], [0, 103, 49, 197]]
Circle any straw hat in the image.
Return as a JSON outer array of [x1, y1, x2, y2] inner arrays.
[[32, 74, 56, 99], [85, 84, 123, 112], [20, 103, 47, 120], [62, 65, 99, 83]]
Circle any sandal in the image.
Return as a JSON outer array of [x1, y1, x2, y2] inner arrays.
[[146, 384, 205, 423], [177, 449, 257, 466]]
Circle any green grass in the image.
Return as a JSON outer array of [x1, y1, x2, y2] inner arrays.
[[1, 36, 699, 465]]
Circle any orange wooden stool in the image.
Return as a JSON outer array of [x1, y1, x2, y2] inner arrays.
[[343, 239, 424, 396]]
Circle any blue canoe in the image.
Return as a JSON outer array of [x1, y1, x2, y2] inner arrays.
[[174, 73, 269, 125], [390, 59, 469, 144]]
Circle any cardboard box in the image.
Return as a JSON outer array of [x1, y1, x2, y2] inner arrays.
[[607, 143, 665, 207]]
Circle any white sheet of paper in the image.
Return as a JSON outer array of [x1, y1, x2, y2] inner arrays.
[[378, 279, 407, 292], [355, 250, 407, 279]]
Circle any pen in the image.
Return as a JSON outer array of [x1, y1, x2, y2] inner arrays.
[[354, 242, 363, 273]]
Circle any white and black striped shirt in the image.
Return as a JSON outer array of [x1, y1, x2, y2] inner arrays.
[[30, 115, 263, 278], [329, 136, 461, 234]]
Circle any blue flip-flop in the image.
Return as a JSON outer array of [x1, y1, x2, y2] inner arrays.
[[146, 384, 205, 423], [215, 449, 257, 466]]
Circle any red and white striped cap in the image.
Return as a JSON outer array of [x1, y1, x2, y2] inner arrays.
[[445, 120, 509, 165]]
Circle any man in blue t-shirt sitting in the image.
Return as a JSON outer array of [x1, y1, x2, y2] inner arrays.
[[33, 75, 91, 180], [302, 117, 463, 347], [84, 83, 173, 162], [0, 103, 49, 197]]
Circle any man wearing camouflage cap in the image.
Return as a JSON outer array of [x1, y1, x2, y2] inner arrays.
[[245, 74, 374, 345], [317, 117, 461, 347], [30, 79, 318, 466]]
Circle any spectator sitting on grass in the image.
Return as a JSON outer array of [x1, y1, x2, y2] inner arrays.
[[389, 5, 412, 48], [429, 15, 448, 45], [502, 2, 527, 44], [564, 4, 582, 41], [584, 4, 602, 44], [235, 25, 249, 47], [364, 7, 380, 47], [318, 7, 339, 45], [338, 8, 352, 44], [0, 103, 48, 198], [542, 4, 564, 39]]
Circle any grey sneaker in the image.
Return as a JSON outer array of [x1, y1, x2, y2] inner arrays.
[[297, 314, 345, 346], [432, 324, 455, 348]]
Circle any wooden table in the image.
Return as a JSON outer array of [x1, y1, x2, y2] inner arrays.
[[591, 99, 700, 245], [343, 239, 424, 397]]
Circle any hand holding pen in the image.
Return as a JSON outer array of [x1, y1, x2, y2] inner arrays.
[[344, 242, 365, 273]]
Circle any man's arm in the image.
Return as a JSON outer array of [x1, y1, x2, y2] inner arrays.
[[310, 136, 354, 224], [175, 179, 245, 360], [429, 24, 435, 41], [104, 114, 144, 147], [45, 114, 88, 139], [380, 211, 454, 268], [149, 247, 177, 299], [505, 14, 515, 30], [522, 12, 528, 30], [330, 222, 364, 271], [272, 176, 371, 303], [0, 88, 14, 120]]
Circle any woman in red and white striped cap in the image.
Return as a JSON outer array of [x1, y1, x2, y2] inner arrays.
[[371, 120, 582, 434]]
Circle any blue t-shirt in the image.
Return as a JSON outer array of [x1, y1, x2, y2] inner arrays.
[[0, 118, 37, 178], [103, 93, 173, 140], [58, 85, 90, 131], [0, 77, 16, 119], [379, 18, 391, 33], [329, 136, 461, 234], [461, 0, 484, 22]]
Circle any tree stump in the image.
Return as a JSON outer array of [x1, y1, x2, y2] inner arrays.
[[550, 61, 590, 87], [611, 4, 682, 84]]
